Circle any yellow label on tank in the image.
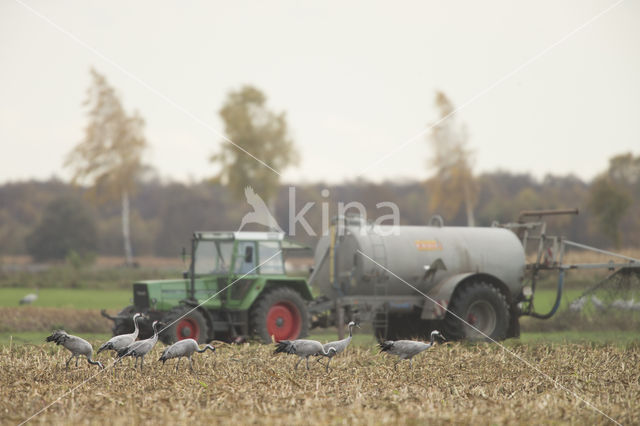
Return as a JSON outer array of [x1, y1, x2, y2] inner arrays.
[[415, 240, 443, 251]]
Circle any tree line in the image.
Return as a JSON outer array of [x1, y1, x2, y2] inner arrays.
[[0, 166, 638, 261], [1, 69, 637, 262]]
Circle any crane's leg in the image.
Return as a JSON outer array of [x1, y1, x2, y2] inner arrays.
[[394, 360, 399, 371], [325, 357, 331, 373], [409, 359, 413, 369], [306, 356, 310, 370], [176, 357, 181, 372], [294, 357, 302, 370], [140, 356, 144, 372], [189, 356, 194, 373], [65, 354, 74, 370], [75, 356, 79, 368]]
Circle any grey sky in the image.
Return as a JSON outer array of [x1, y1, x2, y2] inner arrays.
[[1, 0, 638, 185]]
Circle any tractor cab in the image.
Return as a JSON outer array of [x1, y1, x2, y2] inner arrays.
[[104, 231, 313, 344]]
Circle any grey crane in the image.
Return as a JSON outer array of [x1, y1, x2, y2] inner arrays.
[[97, 313, 143, 355], [316, 321, 359, 372], [158, 338, 216, 372], [46, 330, 104, 370], [117, 320, 160, 372], [378, 330, 445, 369], [274, 339, 337, 371], [19, 288, 39, 305]]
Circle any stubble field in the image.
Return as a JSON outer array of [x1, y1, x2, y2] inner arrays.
[[2, 340, 639, 425]]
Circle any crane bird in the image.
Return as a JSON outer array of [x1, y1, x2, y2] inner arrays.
[[45, 330, 104, 370], [379, 330, 445, 369], [97, 313, 143, 355], [158, 338, 216, 372], [274, 339, 337, 371], [316, 321, 360, 372], [117, 320, 160, 372], [19, 288, 39, 305]]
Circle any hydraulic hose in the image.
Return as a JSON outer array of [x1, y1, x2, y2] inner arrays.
[[529, 269, 564, 319]]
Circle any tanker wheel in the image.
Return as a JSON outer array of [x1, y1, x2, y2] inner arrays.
[[444, 281, 510, 341], [160, 306, 209, 345], [251, 287, 309, 343]]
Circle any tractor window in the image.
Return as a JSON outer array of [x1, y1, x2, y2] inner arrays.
[[234, 241, 256, 274], [194, 240, 233, 274], [258, 241, 284, 274]]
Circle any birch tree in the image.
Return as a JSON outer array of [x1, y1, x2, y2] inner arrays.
[[427, 91, 476, 226], [65, 69, 147, 266], [211, 85, 298, 211]]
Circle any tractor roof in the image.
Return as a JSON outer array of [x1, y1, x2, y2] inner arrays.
[[194, 231, 285, 241]]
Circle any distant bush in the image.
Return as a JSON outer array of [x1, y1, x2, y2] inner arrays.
[[25, 196, 98, 261]]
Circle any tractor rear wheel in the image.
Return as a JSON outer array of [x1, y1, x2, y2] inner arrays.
[[160, 306, 209, 345], [251, 287, 309, 343], [444, 281, 510, 341], [113, 305, 137, 335]]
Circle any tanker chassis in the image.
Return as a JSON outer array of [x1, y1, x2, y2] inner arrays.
[[307, 210, 640, 341]]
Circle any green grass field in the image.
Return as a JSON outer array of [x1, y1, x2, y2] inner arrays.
[[2, 286, 636, 348], [527, 288, 584, 312], [0, 288, 130, 310], [0, 287, 580, 312]]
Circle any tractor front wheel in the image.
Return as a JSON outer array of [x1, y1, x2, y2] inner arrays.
[[160, 306, 209, 345], [251, 287, 309, 343], [444, 281, 510, 341]]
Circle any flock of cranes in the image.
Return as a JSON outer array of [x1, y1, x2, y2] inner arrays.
[[46, 316, 446, 374], [46, 316, 213, 373]]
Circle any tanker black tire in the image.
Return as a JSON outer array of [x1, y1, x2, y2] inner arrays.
[[160, 307, 209, 345], [251, 287, 309, 344], [113, 305, 136, 336], [444, 282, 510, 342]]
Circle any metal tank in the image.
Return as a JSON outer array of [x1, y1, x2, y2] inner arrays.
[[312, 218, 526, 299]]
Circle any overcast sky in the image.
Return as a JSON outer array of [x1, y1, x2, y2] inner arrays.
[[1, 0, 638, 185]]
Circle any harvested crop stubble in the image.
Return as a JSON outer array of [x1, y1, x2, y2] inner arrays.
[[0, 307, 111, 333], [2, 341, 639, 425]]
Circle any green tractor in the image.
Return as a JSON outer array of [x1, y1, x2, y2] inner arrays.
[[102, 231, 313, 344]]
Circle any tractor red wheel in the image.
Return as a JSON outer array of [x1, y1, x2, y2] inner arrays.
[[160, 307, 209, 345], [176, 318, 200, 340], [252, 287, 310, 343], [266, 301, 302, 341]]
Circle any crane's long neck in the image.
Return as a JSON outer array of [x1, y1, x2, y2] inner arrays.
[[150, 323, 159, 343], [132, 316, 140, 339], [429, 333, 441, 346], [196, 345, 215, 353], [348, 324, 353, 338], [322, 347, 336, 356]]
